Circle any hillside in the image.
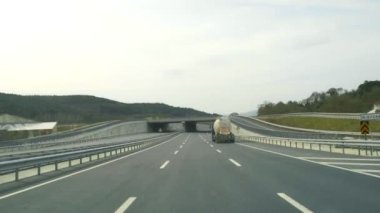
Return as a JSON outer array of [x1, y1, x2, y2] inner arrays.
[[0, 93, 213, 123], [258, 80, 380, 115]]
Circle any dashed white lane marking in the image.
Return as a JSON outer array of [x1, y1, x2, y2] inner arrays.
[[277, 193, 313, 213], [160, 160, 170, 169], [229, 158, 241, 167], [210, 144, 214, 148], [216, 149, 222, 153], [179, 145, 183, 149], [184, 134, 191, 143], [174, 150, 179, 155], [0, 134, 182, 201], [115, 197, 137, 213]]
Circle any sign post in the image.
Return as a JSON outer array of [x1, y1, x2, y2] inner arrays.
[[360, 120, 369, 140]]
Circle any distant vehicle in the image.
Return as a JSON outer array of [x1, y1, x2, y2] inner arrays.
[[211, 117, 235, 143]]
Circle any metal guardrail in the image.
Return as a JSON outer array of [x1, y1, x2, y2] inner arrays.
[[0, 132, 142, 154], [0, 133, 173, 161], [258, 112, 362, 120], [0, 133, 179, 185], [230, 117, 346, 140], [237, 135, 380, 157]]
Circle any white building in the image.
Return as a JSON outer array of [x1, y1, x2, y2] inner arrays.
[[0, 114, 57, 139]]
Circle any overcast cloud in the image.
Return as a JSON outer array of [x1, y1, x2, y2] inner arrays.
[[0, 0, 379, 114]]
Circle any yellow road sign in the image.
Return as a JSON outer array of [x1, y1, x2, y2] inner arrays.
[[360, 120, 369, 134]]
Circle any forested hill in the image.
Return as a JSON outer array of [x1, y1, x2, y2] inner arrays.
[[0, 93, 213, 123], [258, 80, 380, 115]]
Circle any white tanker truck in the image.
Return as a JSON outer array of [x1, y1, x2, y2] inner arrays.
[[211, 117, 235, 143]]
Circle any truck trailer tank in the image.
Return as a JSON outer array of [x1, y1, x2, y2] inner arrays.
[[212, 117, 235, 143]]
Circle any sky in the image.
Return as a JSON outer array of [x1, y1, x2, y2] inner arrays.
[[0, 0, 379, 114]]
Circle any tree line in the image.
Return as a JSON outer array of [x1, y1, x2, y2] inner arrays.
[[0, 94, 213, 123], [258, 80, 380, 115]]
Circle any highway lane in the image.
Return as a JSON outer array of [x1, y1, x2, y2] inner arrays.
[[0, 133, 380, 212], [231, 116, 284, 131], [206, 138, 380, 212]]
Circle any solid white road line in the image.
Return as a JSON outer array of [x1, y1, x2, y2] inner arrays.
[[115, 197, 137, 213], [160, 160, 170, 169], [300, 157, 380, 161], [216, 149, 222, 153], [237, 143, 380, 179], [320, 162, 380, 166], [174, 150, 179, 155], [0, 134, 182, 201], [353, 169, 380, 173], [277, 193, 313, 213], [229, 158, 241, 167]]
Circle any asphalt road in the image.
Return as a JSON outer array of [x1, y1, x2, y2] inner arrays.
[[230, 116, 346, 139], [0, 133, 379, 212]]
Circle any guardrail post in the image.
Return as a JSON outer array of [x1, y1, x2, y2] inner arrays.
[[55, 161, 58, 171], [15, 168, 19, 181], [319, 144, 321, 151], [38, 166, 41, 175], [329, 144, 332, 152]]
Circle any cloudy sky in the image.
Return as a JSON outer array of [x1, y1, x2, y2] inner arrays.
[[0, 0, 379, 114]]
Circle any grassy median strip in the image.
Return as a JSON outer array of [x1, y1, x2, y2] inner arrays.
[[260, 116, 380, 132]]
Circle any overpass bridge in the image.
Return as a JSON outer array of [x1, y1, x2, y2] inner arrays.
[[147, 117, 217, 132]]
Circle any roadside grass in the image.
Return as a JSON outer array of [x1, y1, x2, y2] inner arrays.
[[260, 116, 380, 132]]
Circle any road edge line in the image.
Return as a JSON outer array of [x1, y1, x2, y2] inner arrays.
[[0, 134, 182, 200]]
